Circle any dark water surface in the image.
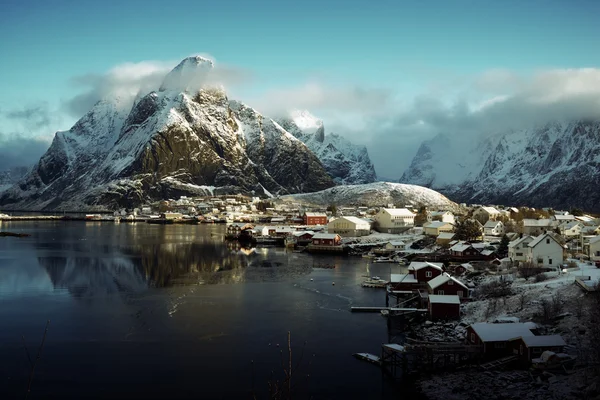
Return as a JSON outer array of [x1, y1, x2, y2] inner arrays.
[[0, 222, 411, 399]]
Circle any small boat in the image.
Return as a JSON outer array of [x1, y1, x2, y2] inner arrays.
[[353, 353, 381, 366], [362, 276, 389, 288], [373, 257, 394, 263], [380, 309, 390, 317]]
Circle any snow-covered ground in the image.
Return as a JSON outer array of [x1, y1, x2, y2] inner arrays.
[[415, 259, 600, 400]]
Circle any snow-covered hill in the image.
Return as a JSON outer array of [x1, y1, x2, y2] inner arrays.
[[276, 111, 377, 184], [0, 56, 335, 211], [400, 121, 600, 211], [0, 166, 29, 193], [282, 181, 459, 210]]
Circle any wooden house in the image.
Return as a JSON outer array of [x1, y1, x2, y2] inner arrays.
[[428, 295, 460, 320], [449, 242, 481, 258], [466, 322, 539, 360], [407, 261, 444, 283], [311, 233, 341, 246], [303, 212, 328, 226], [508, 335, 566, 365], [453, 263, 474, 275], [427, 273, 469, 299]]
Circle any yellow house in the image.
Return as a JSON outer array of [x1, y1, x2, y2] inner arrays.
[[423, 221, 454, 236]]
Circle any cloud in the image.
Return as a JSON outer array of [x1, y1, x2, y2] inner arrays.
[[0, 132, 52, 170], [5, 104, 53, 132], [63, 56, 252, 118], [248, 82, 393, 118]]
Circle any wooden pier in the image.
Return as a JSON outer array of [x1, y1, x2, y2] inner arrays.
[[351, 306, 427, 313]]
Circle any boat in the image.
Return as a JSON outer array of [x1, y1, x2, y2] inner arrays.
[[373, 257, 394, 263], [352, 353, 381, 365], [362, 276, 389, 288]]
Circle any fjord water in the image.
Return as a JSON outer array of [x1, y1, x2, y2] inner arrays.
[[0, 222, 407, 399]]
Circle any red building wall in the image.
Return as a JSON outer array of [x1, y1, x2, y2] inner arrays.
[[414, 267, 442, 283], [429, 280, 469, 298], [428, 302, 460, 320], [304, 216, 328, 225]]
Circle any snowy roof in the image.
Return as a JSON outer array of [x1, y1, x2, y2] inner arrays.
[[428, 295, 460, 305], [508, 207, 519, 213], [478, 206, 501, 215], [437, 232, 455, 239], [430, 211, 452, 216], [523, 218, 552, 227], [519, 335, 566, 347], [450, 243, 476, 253], [390, 273, 417, 283], [383, 208, 415, 217], [528, 233, 561, 248], [553, 215, 575, 221], [332, 216, 371, 226], [480, 249, 496, 256], [425, 221, 453, 228], [470, 322, 535, 342], [427, 273, 468, 290], [576, 215, 595, 223], [509, 236, 533, 248], [408, 261, 444, 271], [588, 236, 600, 244], [561, 221, 582, 229], [292, 230, 314, 237], [312, 233, 339, 240], [387, 241, 406, 246], [483, 220, 501, 228], [304, 212, 327, 217]]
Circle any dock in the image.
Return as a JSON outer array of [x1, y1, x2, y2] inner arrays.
[[351, 306, 427, 313]]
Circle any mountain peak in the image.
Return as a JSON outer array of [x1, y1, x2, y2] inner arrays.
[[289, 110, 324, 140], [159, 56, 215, 92]]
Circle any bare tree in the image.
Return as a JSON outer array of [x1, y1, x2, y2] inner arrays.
[[518, 291, 528, 311], [518, 261, 543, 281]]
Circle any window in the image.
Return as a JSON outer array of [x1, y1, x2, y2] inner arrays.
[[494, 342, 506, 349], [532, 348, 542, 354], [426, 271, 432, 277], [516, 252, 523, 256], [471, 333, 475, 343], [448, 280, 454, 285], [437, 290, 444, 295], [549, 259, 552, 265], [537, 259, 543, 264], [457, 290, 463, 298], [546, 239, 550, 244]]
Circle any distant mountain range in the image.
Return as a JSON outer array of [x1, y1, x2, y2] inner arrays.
[[0, 56, 377, 211], [400, 121, 600, 211]]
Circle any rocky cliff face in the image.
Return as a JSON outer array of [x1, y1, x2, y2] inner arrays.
[[0, 56, 334, 211], [400, 121, 600, 211], [0, 166, 29, 193], [276, 110, 377, 185]]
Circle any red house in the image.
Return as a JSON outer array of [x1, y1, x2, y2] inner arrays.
[[303, 212, 328, 226], [408, 262, 444, 283], [508, 335, 566, 365], [427, 273, 470, 299], [311, 233, 341, 246], [449, 242, 481, 257], [428, 295, 460, 320], [466, 322, 538, 360]]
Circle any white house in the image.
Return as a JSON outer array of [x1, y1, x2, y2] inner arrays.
[[472, 206, 502, 224], [327, 216, 371, 237], [384, 241, 406, 251], [527, 233, 564, 268], [589, 236, 600, 261], [373, 208, 415, 234], [423, 221, 454, 236], [508, 236, 534, 263], [483, 220, 505, 236], [560, 221, 584, 237], [522, 219, 553, 235], [428, 211, 456, 224]]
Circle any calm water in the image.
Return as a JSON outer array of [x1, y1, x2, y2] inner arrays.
[[0, 222, 415, 399]]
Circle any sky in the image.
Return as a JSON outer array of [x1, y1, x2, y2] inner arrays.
[[1, 0, 600, 178]]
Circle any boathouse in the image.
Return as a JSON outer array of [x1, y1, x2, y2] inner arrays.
[[508, 335, 566, 365], [427, 273, 470, 299], [466, 322, 539, 360], [311, 233, 341, 246], [427, 294, 460, 320], [408, 262, 444, 283]]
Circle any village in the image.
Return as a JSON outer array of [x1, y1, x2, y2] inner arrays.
[[3, 195, 600, 399]]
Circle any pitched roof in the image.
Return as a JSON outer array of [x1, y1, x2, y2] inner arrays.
[[427, 273, 468, 290], [470, 322, 535, 342], [528, 233, 561, 248], [523, 218, 552, 227], [425, 221, 453, 228], [304, 212, 327, 217], [589, 236, 600, 245], [332, 216, 371, 226], [437, 232, 455, 240], [484, 220, 501, 228], [479, 206, 500, 215], [408, 261, 444, 271], [312, 233, 339, 240], [383, 208, 415, 217], [561, 221, 582, 230], [450, 243, 476, 253], [387, 240, 405, 246], [509, 236, 533, 248], [428, 295, 460, 305], [519, 335, 566, 347]]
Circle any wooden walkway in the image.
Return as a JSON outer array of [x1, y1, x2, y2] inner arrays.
[[351, 306, 428, 313], [480, 355, 518, 370]]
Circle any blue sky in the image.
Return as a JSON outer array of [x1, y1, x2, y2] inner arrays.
[[1, 0, 600, 175]]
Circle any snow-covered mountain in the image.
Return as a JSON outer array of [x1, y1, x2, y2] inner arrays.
[[282, 181, 459, 210], [0, 166, 29, 193], [276, 111, 377, 184], [400, 121, 600, 211], [0, 56, 335, 211]]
